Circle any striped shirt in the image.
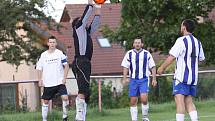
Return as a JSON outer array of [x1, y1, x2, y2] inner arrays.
[[121, 49, 155, 80], [169, 34, 205, 85]]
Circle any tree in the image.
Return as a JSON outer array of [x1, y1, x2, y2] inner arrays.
[[0, 0, 52, 67], [102, 0, 215, 65], [110, 0, 120, 3]]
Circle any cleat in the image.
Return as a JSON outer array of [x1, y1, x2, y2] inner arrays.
[[143, 118, 150, 121], [63, 117, 68, 121]]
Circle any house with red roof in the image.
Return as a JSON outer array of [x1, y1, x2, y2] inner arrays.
[[49, 3, 125, 76]]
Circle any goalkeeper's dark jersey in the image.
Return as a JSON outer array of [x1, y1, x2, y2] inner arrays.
[[72, 4, 101, 61]]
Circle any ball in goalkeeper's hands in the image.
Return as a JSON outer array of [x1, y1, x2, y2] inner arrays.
[[93, 0, 106, 4]]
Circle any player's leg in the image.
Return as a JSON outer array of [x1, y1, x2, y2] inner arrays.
[[139, 78, 149, 121], [129, 79, 139, 121], [185, 85, 198, 121], [72, 59, 78, 78], [140, 93, 149, 121], [130, 96, 138, 121], [72, 58, 85, 121], [75, 95, 86, 121], [75, 59, 91, 121], [75, 93, 88, 121], [72, 59, 85, 120], [58, 85, 69, 121], [75, 75, 86, 121], [185, 96, 198, 121], [80, 61, 91, 121], [42, 99, 49, 121], [41, 87, 55, 121], [175, 94, 186, 121], [173, 80, 186, 121]]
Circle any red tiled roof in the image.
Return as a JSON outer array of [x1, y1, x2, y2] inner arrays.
[[49, 3, 125, 75]]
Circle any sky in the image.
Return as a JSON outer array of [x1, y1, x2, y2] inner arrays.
[[44, 0, 110, 22]]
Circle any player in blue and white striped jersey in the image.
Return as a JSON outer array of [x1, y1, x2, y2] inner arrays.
[[158, 19, 205, 121], [121, 38, 157, 121]]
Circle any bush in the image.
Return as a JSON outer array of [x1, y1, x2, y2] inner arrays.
[[148, 61, 174, 103], [197, 73, 215, 100], [149, 77, 172, 103], [89, 80, 130, 109], [89, 80, 116, 109]]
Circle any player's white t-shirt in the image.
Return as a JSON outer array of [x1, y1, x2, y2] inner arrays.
[[36, 49, 68, 87], [121, 49, 155, 80], [169, 34, 205, 85]]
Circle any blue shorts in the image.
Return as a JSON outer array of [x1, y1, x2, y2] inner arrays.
[[172, 80, 197, 97], [129, 78, 149, 97]]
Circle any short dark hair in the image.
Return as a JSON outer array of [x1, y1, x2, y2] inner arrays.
[[72, 17, 80, 28], [182, 19, 195, 33], [134, 37, 144, 43], [48, 36, 56, 40]]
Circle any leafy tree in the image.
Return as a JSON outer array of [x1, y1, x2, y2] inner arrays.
[[110, 0, 120, 3], [102, 0, 215, 65], [0, 0, 52, 67]]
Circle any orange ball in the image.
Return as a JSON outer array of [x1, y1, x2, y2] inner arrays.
[[93, 0, 106, 4]]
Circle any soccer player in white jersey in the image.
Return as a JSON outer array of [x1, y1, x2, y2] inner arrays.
[[36, 36, 70, 121], [121, 38, 157, 121], [157, 19, 205, 121]]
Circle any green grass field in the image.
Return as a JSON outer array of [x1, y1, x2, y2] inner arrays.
[[0, 100, 215, 121]]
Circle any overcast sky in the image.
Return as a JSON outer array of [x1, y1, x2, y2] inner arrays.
[[44, 0, 110, 22]]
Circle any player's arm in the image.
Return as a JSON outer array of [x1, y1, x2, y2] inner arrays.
[[158, 39, 181, 75], [36, 55, 43, 87], [148, 53, 157, 87], [198, 42, 205, 63], [157, 55, 175, 75], [89, 5, 101, 34], [150, 66, 157, 87], [121, 52, 130, 84], [123, 67, 129, 84], [61, 53, 69, 84], [37, 70, 43, 87], [80, 0, 94, 27], [63, 63, 69, 84]]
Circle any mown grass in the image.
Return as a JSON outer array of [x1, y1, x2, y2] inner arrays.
[[0, 100, 215, 121]]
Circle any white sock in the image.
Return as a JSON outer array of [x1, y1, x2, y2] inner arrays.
[[130, 106, 138, 121], [83, 102, 87, 121], [189, 111, 198, 121], [62, 100, 69, 118], [42, 103, 49, 121], [75, 97, 85, 120], [176, 114, 185, 121], [142, 103, 149, 119]]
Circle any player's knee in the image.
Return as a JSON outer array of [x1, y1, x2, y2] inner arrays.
[[141, 100, 148, 105], [140, 97, 148, 104], [78, 93, 85, 99], [185, 96, 193, 104], [130, 103, 137, 107], [43, 100, 49, 105], [62, 95, 69, 101], [130, 99, 137, 106]]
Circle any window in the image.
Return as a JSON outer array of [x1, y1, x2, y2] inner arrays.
[[97, 37, 111, 48], [0, 84, 17, 111]]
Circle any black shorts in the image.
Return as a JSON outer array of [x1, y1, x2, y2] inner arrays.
[[42, 84, 68, 100], [72, 57, 91, 102]]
